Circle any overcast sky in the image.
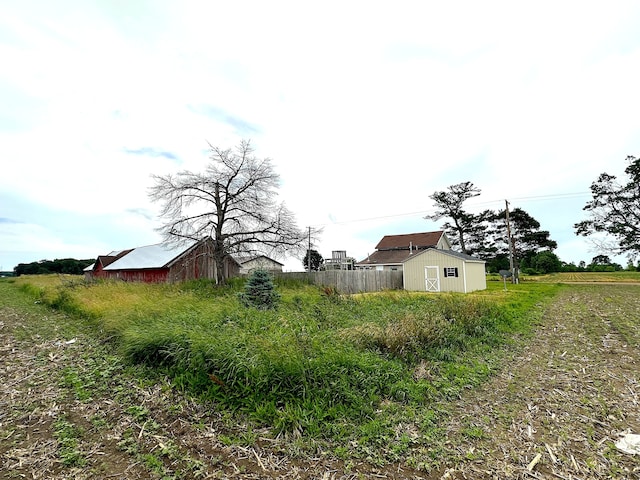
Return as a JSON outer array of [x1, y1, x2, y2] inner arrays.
[[1, 1, 639, 272]]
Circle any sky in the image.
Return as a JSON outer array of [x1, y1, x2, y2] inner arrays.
[[1, 1, 639, 272]]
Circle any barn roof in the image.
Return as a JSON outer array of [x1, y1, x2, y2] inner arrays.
[[103, 241, 198, 270], [98, 249, 133, 267], [375, 231, 445, 250]]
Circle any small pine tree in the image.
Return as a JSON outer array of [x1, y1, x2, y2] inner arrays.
[[238, 269, 280, 310]]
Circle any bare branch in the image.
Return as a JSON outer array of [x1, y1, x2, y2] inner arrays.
[[149, 139, 305, 283]]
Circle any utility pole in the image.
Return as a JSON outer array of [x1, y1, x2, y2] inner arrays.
[[307, 226, 312, 274], [505, 200, 519, 284]]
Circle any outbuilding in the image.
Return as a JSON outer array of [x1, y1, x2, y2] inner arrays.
[[355, 231, 486, 293], [84, 237, 239, 283], [402, 248, 486, 293], [234, 255, 284, 275]]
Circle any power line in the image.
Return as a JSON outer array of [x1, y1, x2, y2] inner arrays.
[[310, 191, 591, 228]]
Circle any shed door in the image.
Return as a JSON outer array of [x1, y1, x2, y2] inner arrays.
[[425, 266, 440, 292]]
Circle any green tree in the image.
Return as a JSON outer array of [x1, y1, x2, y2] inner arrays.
[[238, 269, 280, 310], [464, 209, 499, 259], [575, 155, 640, 261], [303, 249, 324, 271], [531, 251, 562, 274], [425, 181, 485, 254], [486, 208, 558, 268], [501, 208, 557, 268], [14, 258, 93, 276], [473, 207, 557, 272], [561, 262, 578, 272], [482, 254, 509, 273], [590, 254, 611, 266], [587, 255, 623, 272]]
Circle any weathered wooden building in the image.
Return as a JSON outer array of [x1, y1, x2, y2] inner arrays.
[[84, 238, 239, 283]]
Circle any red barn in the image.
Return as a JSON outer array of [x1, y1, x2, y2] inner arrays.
[[84, 237, 239, 283]]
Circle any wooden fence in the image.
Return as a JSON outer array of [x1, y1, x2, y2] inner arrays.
[[276, 270, 403, 294]]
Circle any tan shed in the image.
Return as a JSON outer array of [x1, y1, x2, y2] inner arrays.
[[402, 248, 486, 293]]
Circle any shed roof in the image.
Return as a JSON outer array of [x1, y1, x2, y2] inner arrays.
[[375, 231, 445, 250], [408, 247, 485, 263], [356, 247, 484, 267]]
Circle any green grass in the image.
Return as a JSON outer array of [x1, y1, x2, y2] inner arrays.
[[8, 275, 560, 463], [52, 418, 86, 467]]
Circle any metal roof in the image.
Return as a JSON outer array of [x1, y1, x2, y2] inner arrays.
[[103, 241, 197, 270]]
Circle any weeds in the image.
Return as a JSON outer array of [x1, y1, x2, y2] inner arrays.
[[11, 275, 560, 459], [52, 418, 86, 467]]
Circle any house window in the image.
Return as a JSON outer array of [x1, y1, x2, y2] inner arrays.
[[444, 267, 459, 278]]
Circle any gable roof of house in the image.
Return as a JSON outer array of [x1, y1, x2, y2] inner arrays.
[[356, 231, 448, 266], [234, 254, 284, 266], [375, 231, 445, 250], [356, 249, 414, 266]]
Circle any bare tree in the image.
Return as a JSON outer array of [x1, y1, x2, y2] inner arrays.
[[149, 140, 306, 284]]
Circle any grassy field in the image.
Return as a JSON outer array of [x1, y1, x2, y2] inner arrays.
[[8, 276, 559, 455]]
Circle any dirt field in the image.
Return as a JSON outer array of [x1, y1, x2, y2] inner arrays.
[[1, 283, 639, 479]]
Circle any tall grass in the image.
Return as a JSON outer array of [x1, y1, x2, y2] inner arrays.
[[13, 275, 559, 442]]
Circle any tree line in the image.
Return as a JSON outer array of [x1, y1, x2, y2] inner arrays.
[[14, 258, 94, 276]]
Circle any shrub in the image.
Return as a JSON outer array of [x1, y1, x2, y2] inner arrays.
[[238, 270, 280, 310]]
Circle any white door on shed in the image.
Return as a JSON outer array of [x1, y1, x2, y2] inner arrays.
[[425, 266, 440, 292]]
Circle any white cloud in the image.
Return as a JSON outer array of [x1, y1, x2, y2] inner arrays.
[[1, 1, 639, 271]]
